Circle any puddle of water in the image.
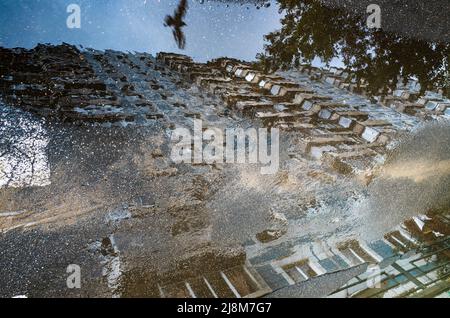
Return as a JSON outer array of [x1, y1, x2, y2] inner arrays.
[[0, 0, 449, 297]]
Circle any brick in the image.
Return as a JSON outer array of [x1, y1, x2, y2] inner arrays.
[[392, 101, 424, 114], [275, 122, 315, 131], [317, 102, 348, 109], [293, 93, 331, 105], [303, 136, 353, 153], [326, 148, 377, 160], [376, 134, 390, 145], [277, 86, 314, 98], [361, 120, 392, 127], [256, 110, 307, 120], [352, 122, 365, 135], [235, 101, 273, 111], [196, 77, 231, 87], [336, 111, 369, 121], [223, 92, 262, 106]]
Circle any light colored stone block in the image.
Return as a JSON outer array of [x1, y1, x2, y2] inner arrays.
[[362, 127, 380, 143]]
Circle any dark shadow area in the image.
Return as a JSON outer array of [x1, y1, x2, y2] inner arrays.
[[257, 0, 449, 97]]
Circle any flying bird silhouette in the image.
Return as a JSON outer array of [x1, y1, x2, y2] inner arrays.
[[164, 0, 189, 49]]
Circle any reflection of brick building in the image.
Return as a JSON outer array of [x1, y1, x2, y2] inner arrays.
[[0, 44, 448, 297], [331, 222, 450, 298]]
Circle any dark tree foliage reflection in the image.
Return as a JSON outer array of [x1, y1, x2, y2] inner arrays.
[[257, 0, 450, 97]]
